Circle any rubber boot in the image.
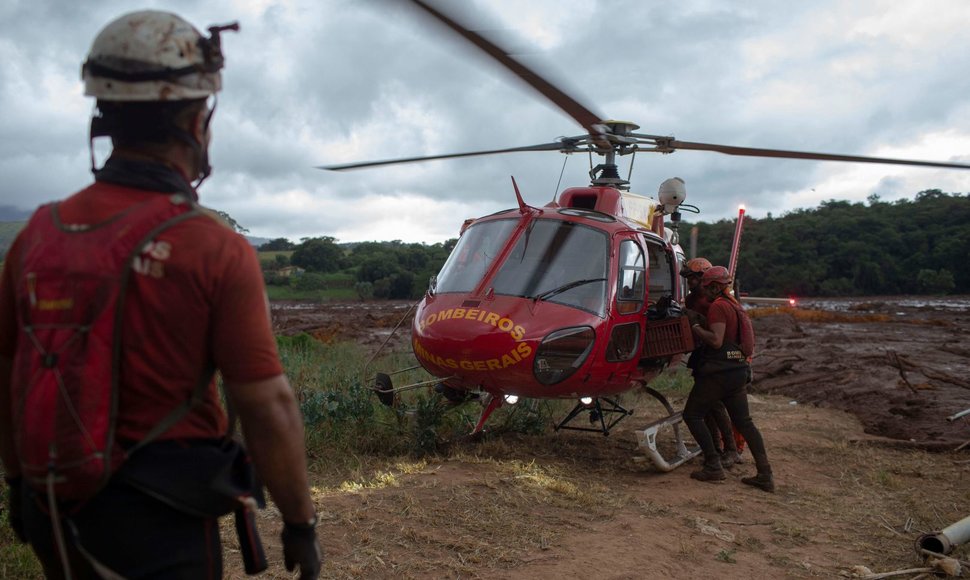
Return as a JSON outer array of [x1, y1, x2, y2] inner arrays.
[[720, 449, 743, 469], [690, 457, 725, 483], [741, 473, 774, 492], [741, 452, 774, 492]]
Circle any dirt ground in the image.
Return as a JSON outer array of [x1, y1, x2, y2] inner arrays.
[[250, 297, 970, 579]]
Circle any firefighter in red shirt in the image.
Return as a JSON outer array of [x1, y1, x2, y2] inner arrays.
[[682, 257, 713, 318], [0, 11, 321, 578]]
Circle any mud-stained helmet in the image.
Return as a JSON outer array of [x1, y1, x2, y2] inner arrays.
[[681, 257, 712, 277], [82, 10, 237, 101], [701, 265, 732, 287]]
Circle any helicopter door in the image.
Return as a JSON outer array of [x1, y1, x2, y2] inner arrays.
[[607, 237, 645, 362], [645, 238, 675, 309], [616, 239, 645, 314]]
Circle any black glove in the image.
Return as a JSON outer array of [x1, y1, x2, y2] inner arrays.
[[282, 516, 322, 579], [5, 476, 26, 543]]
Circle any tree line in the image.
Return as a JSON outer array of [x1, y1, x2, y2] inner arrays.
[[692, 190, 969, 296], [258, 189, 968, 299], [259, 237, 456, 300]]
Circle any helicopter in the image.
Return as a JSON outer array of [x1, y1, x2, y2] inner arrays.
[[321, 0, 970, 470]]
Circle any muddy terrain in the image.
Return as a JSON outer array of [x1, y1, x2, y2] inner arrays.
[[255, 297, 970, 579], [271, 296, 970, 450], [753, 297, 970, 449]]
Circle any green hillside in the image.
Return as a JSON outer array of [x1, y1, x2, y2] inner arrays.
[[3, 190, 968, 297], [0, 222, 25, 260], [691, 189, 970, 296]]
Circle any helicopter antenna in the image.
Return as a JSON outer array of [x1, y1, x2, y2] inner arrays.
[[553, 155, 568, 204], [511, 176, 528, 212], [627, 150, 637, 183]]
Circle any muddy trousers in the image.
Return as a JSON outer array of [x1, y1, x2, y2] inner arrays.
[[683, 367, 770, 472], [20, 478, 222, 580], [704, 403, 737, 454]]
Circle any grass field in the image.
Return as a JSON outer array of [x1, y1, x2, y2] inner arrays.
[[0, 334, 694, 578], [265, 284, 358, 301], [257, 250, 294, 261]]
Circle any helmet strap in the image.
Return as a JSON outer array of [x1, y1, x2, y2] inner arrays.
[[170, 96, 217, 188], [88, 103, 110, 174], [194, 96, 218, 188]]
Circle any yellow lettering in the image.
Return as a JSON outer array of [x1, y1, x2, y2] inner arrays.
[[501, 354, 516, 368], [517, 342, 533, 358], [438, 309, 454, 321], [511, 325, 525, 341], [498, 318, 514, 332], [483, 312, 500, 326], [486, 359, 501, 370], [37, 298, 73, 311], [453, 308, 466, 319], [460, 361, 474, 370], [413, 340, 429, 360]]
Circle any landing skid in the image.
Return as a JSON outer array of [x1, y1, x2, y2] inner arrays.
[[635, 386, 701, 472], [554, 397, 633, 436]]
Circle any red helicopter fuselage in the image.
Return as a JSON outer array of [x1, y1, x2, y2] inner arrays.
[[411, 185, 690, 401]]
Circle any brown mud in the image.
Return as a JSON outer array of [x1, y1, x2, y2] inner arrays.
[[752, 297, 970, 449]]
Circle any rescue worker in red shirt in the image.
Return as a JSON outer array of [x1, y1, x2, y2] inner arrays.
[[0, 10, 322, 578], [682, 258, 743, 468], [685, 266, 774, 492], [682, 257, 713, 319]]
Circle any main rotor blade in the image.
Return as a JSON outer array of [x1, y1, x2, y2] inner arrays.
[[318, 141, 567, 171], [408, 0, 606, 138], [668, 139, 970, 170]]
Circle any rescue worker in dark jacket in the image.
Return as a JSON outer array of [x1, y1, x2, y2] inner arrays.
[[0, 10, 322, 578], [684, 266, 774, 492]]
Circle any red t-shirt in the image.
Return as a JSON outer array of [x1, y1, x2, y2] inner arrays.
[[706, 297, 741, 347], [0, 181, 283, 442]]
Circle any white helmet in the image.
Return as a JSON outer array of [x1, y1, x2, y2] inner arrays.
[[82, 10, 237, 101]]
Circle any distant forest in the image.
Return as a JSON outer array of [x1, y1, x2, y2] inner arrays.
[[691, 190, 969, 296], [2, 190, 967, 297]]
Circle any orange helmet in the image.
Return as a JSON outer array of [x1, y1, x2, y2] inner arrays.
[[701, 266, 732, 287], [681, 257, 712, 277]]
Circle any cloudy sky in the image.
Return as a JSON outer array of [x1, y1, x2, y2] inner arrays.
[[2, 0, 969, 244]]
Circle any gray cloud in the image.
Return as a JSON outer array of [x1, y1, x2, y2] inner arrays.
[[2, 0, 969, 243]]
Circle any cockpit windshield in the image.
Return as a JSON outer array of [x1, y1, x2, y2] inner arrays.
[[492, 219, 609, 316], [435, 218, 610, 316], [435, 219, 518, 293]]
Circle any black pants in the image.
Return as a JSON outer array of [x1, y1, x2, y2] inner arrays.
[[704, 402, 736, 453], [683, 366, 769, 470], [20, 479, 222, 579]]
